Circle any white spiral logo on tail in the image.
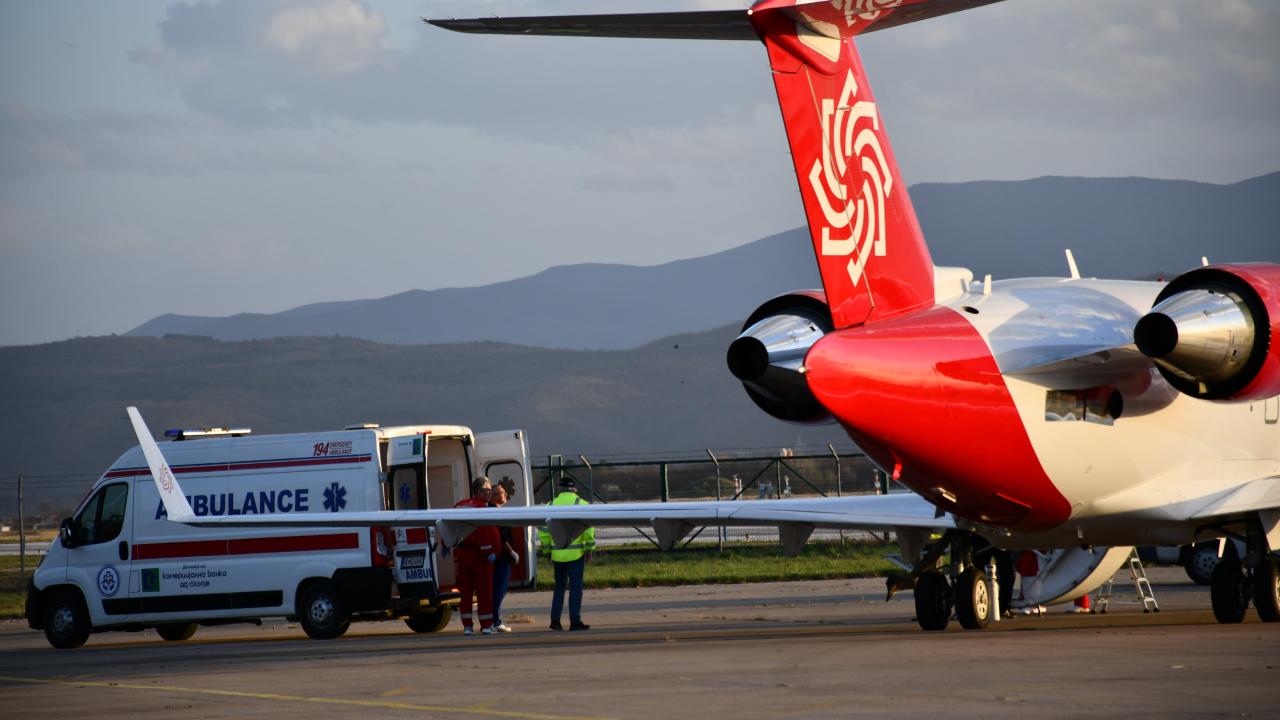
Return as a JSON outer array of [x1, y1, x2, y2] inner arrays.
[[808, 69, 892, 287], [830, 0, 904, 25]]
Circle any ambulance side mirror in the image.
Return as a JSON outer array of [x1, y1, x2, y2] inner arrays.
[[59, 518, 77, 549]]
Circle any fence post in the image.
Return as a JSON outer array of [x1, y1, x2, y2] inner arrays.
[[659, 463, 669, 503], [828, 444, 842, 497], [578, 455, 594, 501], [827, 445, 845, 544], [18, 474, 25, 586], [707, 450, 723, 551]]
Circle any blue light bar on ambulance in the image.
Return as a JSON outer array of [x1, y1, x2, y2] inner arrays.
[[164, 427, 252, 441]]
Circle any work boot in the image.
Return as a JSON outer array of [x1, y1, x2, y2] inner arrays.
[[549, 620, 563, 631], [570, 622, 590, 631]]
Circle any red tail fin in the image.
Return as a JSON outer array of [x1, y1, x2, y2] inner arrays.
[[751, 1, 935, 328]]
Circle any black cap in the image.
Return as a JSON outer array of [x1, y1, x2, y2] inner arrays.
[[558, 477, 576, 488]]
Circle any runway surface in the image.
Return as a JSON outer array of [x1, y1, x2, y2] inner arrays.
[[2, 568, 1277, 719]]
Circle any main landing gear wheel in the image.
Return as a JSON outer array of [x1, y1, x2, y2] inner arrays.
[[156, 622, 198, 642], [955, 567, 992, 630], [298, 580, 351, 640], [915, 571, 952, 631], [1210, 558, 1250, 624], [1253, 556, 1280, 623], [405, 606, 453, 633]]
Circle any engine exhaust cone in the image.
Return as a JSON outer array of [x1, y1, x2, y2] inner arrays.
[[1133, 313, 1178, 358], [726, 336, 769, 382]]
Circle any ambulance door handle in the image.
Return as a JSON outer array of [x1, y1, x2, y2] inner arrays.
[[118, 541, 129, 562]]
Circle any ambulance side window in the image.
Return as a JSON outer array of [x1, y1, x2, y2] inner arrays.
[[73, 483, 129, 546]]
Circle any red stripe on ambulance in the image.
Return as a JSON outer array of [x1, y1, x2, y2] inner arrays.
[[132, 532, 360, 560], [104, 454, 372, 479]]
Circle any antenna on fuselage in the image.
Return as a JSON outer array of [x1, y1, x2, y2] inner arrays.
[[1065, 249, 1081, 280]]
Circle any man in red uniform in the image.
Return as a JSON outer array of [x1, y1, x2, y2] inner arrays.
[[453, 476, 501, 635]]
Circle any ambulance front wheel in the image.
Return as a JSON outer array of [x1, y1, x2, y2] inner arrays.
[[405, 606, 453, 634], [298, 580, 351, 640], [156, 622, 198, 642], [44, 588, 91, 649]]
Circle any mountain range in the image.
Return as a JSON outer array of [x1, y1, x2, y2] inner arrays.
[[128, 174, 1280, 349]]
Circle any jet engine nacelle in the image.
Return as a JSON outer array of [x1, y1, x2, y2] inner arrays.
[[1134, 264, 1280, 401], [726, 291, 833, 424]]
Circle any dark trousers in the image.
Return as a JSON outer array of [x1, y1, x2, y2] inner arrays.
[[550, 556, 585, 624], [492, 560, 512, 625]]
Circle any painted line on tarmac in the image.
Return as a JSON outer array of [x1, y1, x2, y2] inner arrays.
[[0, 674, 616, 720]]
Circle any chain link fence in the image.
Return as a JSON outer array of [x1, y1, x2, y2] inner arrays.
[[532, 445, 894, 548]]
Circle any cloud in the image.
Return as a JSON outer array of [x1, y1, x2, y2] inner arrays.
[[263, 1, 388, 74], [0, 104, 350, 180]]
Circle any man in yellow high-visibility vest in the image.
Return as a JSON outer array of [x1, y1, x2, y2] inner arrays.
[[540, 477, 595, 631]]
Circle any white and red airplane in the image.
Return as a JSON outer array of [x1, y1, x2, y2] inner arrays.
[[136, 0, 1279, 632]]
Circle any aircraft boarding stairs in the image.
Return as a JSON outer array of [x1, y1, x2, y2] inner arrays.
[[1092, 548, 1160, 613]]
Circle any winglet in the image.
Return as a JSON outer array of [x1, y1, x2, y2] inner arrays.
[[126, 406, 195, 522]]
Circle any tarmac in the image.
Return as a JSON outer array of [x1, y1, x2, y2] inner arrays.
[[1, 567, 1277, 719]]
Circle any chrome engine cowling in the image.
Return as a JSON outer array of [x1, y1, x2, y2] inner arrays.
[[1134, 264, 1280, 401], [726, 291, 833, 423]]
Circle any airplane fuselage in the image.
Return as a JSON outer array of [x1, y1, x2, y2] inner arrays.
[[805, 276, 1280, 549]]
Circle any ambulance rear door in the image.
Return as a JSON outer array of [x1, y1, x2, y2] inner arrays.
[[474, 430, 535, 587], [385, 434, 439, 597]]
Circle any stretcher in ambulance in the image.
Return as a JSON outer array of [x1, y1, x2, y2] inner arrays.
[[26, 422, 534, 649]]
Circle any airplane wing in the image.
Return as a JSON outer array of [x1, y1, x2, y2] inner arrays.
[[1186, 476, 1280, 552], [127, 407, 950, 555]]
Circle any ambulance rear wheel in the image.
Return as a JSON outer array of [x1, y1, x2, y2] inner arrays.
[[298, 581, 350, 639], [1210, 558, 1249, 624], [914, 571, 951, 632], [156, 622, 198, 642], [44, 589, 91, 650], [405, 606, 453, 634], [1253, 556, 1280, 623]]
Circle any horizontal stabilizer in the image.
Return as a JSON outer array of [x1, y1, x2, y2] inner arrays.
[[428, 10, 754, 41], [427, 1, 1004, 42]]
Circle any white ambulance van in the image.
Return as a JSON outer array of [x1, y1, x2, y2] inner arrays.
[[26, 422, 535, 649]]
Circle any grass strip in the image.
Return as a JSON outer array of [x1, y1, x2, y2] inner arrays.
[[533, 541, 894, 591], [1, 544, 896, 620]]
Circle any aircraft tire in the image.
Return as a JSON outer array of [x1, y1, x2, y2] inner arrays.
[[156, 622, 198, 642], [955, 566, 992, 630], [974, 546, 1014, 615], [405, 606, 453, 633], [298, 580, 351, 640], [1253, 556, 1280, 623], [914, 571, 951, 632], [1210, 558, 1249, 624]]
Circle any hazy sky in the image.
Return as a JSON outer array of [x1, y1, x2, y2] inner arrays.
[[1, 0, 1277, 346]]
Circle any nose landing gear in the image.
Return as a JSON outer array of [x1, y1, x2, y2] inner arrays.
[[890, 530, 1011, 632]]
